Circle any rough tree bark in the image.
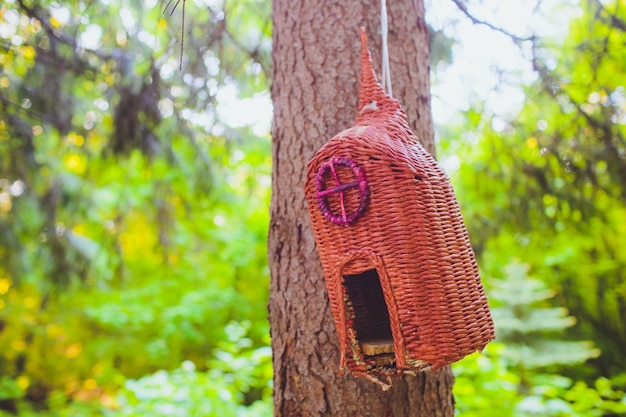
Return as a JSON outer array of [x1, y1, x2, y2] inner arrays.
[[268, 1, 454, 415]]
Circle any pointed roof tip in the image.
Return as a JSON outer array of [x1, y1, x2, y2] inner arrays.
[[359, 26, 368, 51], [358, 27, 388, 111], [359, 27, 378, 88]]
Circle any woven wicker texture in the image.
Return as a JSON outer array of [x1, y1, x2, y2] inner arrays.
[[305, 29, 495, 387]]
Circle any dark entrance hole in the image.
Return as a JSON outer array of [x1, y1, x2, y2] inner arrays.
[[343, 269, 394, 357]]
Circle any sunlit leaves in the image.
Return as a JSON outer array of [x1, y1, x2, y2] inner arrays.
[[0, 0, 272, 414], [442, 1, 626, 415]]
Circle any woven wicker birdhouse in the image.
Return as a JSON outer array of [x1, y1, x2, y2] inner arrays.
[[304, 29, 495, 388]]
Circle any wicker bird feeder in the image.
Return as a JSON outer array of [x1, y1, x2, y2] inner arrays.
[[304, 29, 495, 389]]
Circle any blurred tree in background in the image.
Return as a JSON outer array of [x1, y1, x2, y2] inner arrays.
[[0, 0, 272, 415], [447, 0, 626, 415], [0, 0, 624, 416]]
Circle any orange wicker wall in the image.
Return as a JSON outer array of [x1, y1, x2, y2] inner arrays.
[[304, 29, 495, 384]]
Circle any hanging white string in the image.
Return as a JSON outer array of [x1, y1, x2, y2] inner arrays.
[[380, 0, 392, 97]]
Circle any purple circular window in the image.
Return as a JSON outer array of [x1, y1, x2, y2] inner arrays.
[[315, 157, 370, 226]]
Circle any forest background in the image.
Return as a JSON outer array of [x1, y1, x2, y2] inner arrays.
[[0, 0, 625, 416]]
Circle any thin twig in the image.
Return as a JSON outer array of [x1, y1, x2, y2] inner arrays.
[[450, 0, 535, 44], [0, 92, 60, 126], [16, 0, 112, 61], [591, 0, 626, 31], [163, 0, 181, 15], [163, 0, 186, 69]]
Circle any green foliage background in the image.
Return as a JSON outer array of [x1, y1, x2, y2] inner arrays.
[[0, 0, 624, 416], [0, 0, 272, 414]]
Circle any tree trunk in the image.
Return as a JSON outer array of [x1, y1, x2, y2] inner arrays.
[[268, 1, 454, 415]]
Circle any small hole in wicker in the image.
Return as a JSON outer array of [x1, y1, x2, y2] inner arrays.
[[343, 269, 395, 360]]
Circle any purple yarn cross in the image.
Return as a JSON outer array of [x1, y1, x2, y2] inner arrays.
[[315, 157, 370, 226]]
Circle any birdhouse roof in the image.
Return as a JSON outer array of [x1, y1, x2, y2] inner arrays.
[[308, 28, 440, 180], [309, 123, 440, 181]]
